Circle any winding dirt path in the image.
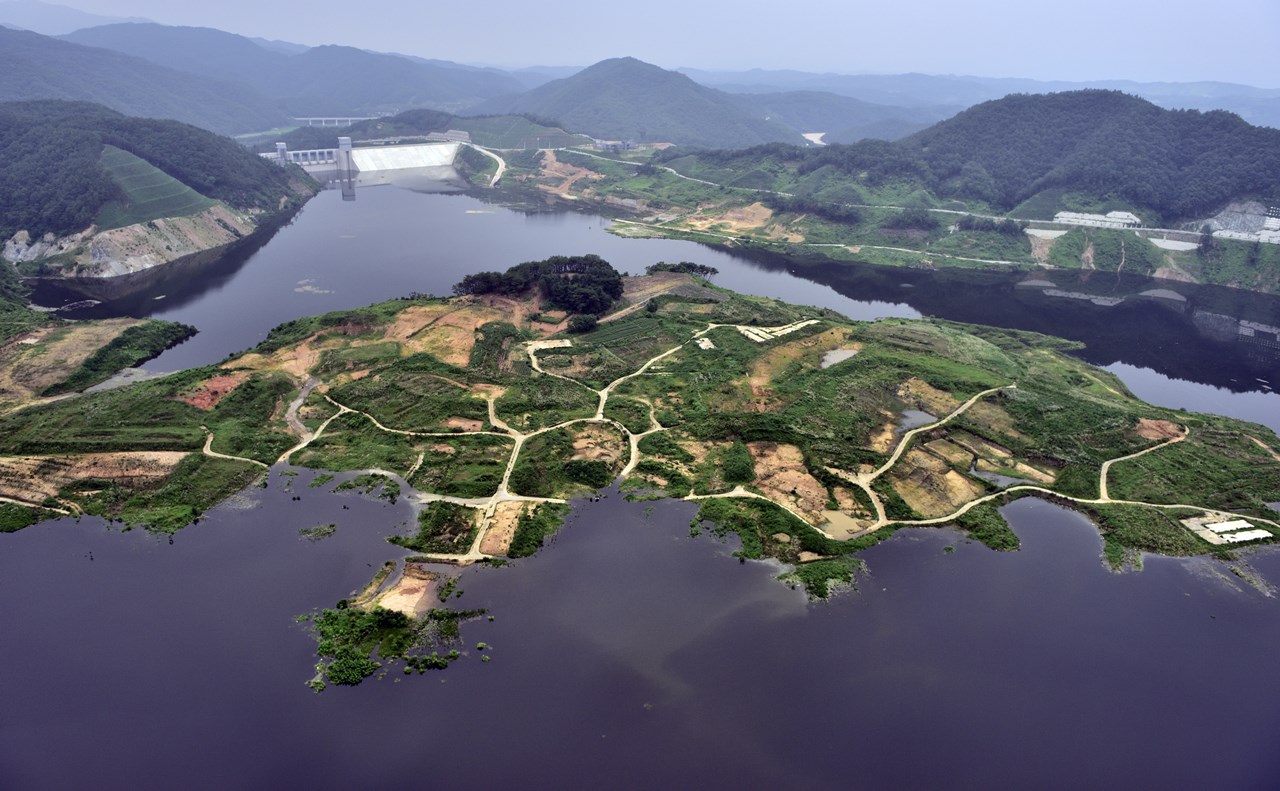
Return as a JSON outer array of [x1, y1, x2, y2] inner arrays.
[[1099, 426, 1188, 501], [201, 427, 269, 469]]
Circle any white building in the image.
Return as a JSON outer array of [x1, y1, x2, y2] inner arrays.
[[1053, 211, 1142, 229]]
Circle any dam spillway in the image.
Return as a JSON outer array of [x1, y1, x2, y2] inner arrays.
[[349, 142, 459, 171], [283, 141, 465, 193]]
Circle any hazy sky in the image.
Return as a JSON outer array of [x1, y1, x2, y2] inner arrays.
[[61, 0, 1280, 86]]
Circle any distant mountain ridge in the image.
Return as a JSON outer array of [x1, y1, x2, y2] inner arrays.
[[61, 23, 525, 115], [471, 57, 947, 148], [0, 27, 286, 134], [473, 57, 806, 148], [0, 0, 149, 35], [679, 68, 1280, 129]]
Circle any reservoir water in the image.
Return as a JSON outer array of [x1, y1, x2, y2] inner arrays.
[[7, 184, 1280, 788]]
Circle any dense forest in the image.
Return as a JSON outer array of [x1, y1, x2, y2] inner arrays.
[[0, 101, 310, 240], [658, 91, 1280, 223], [453, 255, 624, 315]]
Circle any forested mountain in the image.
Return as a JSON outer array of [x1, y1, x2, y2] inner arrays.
[[62, 23, 525, 115], [902, 91, 1280, 219], [0, 27, 285, 134], [0, 101, 308, 240], [672, 91, 1280, 223], [473, 57, 807, 148]]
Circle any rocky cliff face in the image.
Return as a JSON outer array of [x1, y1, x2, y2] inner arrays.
[[3, 204, 257, 278]]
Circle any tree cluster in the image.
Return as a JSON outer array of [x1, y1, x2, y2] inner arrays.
[[956, 215, 1026, 236], [763, 193, 862, 224], [646, 261, 719, 278], [452, 254, 624, 316]]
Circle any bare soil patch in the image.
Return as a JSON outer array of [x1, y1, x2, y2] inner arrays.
[[375, 562, 438, 617], [868, 409, 897, 453], [479, 501, 527, 556], [444, 417, 484, 432], [747, 442, 830, 525], [570, 423, 627, 466], [537, 150, 603, 196], [0, 451, 186, 502], [0, 319, 143, 405], [1029, 234, 1054, 265], [898, 377, 959, 416], [1135, 418, 1183, 441], [686, 202, 773, 234], [178, 371, 250, 410], [890, 448, 985, 519]]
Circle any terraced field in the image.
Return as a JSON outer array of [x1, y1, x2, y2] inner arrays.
[[95, 145, 217, 230]]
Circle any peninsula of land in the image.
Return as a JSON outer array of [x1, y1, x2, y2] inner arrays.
[[1, 257, 1278, 684]]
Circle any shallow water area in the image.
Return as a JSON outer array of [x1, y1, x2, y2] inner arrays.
[[819, 348, 860, 368]]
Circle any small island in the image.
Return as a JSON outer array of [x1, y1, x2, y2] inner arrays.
[[1, 255, 1277, 687]]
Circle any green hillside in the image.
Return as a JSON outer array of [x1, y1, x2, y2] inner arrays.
[[0, 100, 312, 240], [651, 91, 1280, 224], [95, 146, 217, 230]]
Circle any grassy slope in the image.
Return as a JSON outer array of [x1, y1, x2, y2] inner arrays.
[[95, 146, 217, 230]]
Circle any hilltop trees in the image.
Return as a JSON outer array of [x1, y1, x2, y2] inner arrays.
[[453, 254, 624, 316]]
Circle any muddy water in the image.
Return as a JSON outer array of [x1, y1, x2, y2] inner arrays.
[[1, 476, 1278, 789]]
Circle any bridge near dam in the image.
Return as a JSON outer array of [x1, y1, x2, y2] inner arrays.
[[290, 116, 380, 127]]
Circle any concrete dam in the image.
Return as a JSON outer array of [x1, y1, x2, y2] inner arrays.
[[270, 141, 465, 193]]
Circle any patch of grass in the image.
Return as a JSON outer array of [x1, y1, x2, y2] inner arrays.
[[508, 502, 570, 558], [75, 453, 261, 534], [494, 377, 597, 432], [508, 425, 624, 498], [1087, 504, 1207, 570], [469, 322, 526, 374], [0, 367, 212, 455], [391, 502, 477, 553], [335, 473, 401, 504], [693, 497, 847, 563], [779, 557, 861, 599], [329, 354, 488, 432], [205, 371, 298, 464], [300, 523, 336, 541], [954, 502, 1019, 551], [410, 434, 514, 498], [95, 145, 217, 230], [0, 502, 58, 532], [293, 412, 419, 475], [1107, 428, 1280, 519], [602, 396, 651, 433]]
